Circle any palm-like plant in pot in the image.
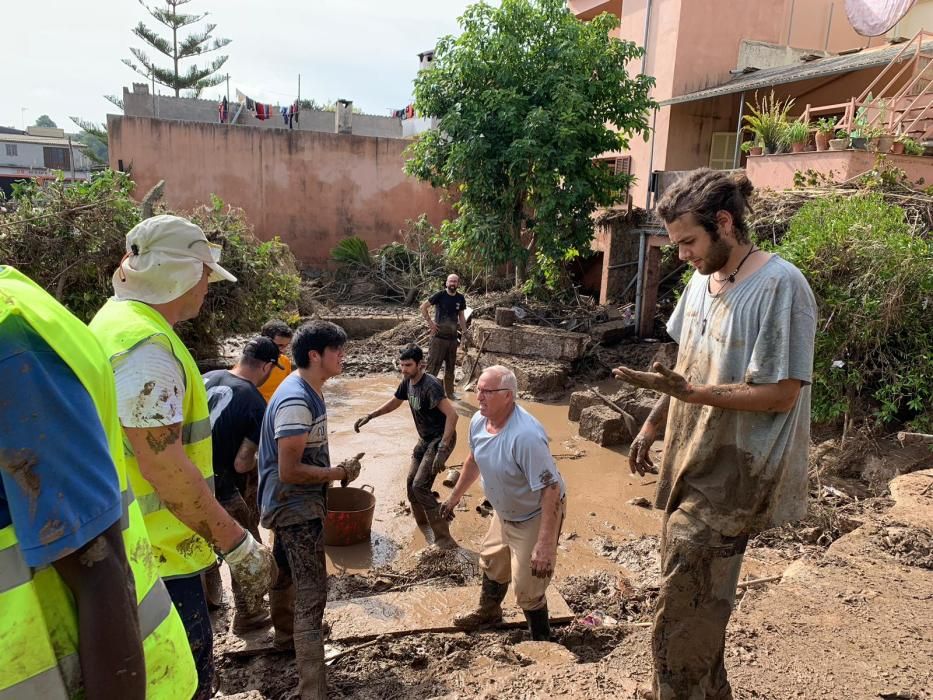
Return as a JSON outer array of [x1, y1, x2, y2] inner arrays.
[[743, 91, 795, 154]]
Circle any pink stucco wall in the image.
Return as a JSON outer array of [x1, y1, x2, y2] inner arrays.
[[107, 115, 455, 268], [745, 150, 933, 191]]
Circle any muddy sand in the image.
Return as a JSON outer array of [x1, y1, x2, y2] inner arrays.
[[212, 376, 933, 699]]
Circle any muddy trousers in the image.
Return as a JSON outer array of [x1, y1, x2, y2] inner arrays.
[[204, 491, 265, 613], [165, 574, 215, 700], [407, 434, 457, 510], [425, 335, 458, 397], [480, 500, 566, 611], [272, 519, 328, 699], [652, 509, 748, 700]]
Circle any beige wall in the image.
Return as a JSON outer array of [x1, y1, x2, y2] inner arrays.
[[108, 116, 454, 268]]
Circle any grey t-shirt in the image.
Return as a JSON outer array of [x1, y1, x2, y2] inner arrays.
[[469, 405, 565, 522], [257, 373, 329, 528], [657, 255, 817, 537]]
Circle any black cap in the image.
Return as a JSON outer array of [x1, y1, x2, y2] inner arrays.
[[243, 336, 284, 369]]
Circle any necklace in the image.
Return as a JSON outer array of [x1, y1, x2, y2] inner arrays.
[[699, 245, 757, 336], [713, 244, 757, 285]]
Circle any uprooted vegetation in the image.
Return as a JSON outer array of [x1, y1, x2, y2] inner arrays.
[[0, 172, 301, 357]]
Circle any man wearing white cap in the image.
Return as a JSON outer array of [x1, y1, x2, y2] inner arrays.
[[89, 214, 273, 699]]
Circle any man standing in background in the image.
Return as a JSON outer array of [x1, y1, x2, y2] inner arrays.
[[421, 273, 467, 398]]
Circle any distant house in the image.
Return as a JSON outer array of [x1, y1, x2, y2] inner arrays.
[[0, 126, 94, 196]]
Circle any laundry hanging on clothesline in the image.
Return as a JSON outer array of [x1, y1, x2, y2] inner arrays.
[[236, 89, 300, 127], [217, 96, 228, 124], [390, 104, 416, 120]]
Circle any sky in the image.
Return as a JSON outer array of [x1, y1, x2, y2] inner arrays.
[[4, 0, 490, 131]]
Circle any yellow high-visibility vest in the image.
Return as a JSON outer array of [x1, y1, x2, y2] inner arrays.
[[89, 297, 217, 579], [0, 266, 197, 699]]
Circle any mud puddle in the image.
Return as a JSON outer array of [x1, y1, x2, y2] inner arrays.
[[320, 373, 662, 576]]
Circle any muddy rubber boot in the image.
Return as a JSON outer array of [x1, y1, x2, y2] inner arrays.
[[523, 606, 551, 641], [294, 632, 327, 700], [425, 507, 459, 550], [454, 574, 508, 630], [232, 606, 272, 634], [203, 566, 224, 610], [270, 583, 295, 651]]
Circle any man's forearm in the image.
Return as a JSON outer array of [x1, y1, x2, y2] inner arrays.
[[535, 483, 562, 547], [685, 380, 800, 413], [441, 410, 457, 445], [644, 394, 670, 432], [53, 523, 146, 700], [369, 397, 400, 420], [280, 460, 345, 485]]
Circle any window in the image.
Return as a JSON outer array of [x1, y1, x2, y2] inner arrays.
[[709, 132, 739, 170], [43, 147, 71, 170], [4, 144, 17, 157]]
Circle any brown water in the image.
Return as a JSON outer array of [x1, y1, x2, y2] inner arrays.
[[320, 374, 664, 576]]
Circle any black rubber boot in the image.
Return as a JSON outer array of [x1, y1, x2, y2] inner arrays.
[[454, 574, 509, 630], [523, 606, 551, 641]]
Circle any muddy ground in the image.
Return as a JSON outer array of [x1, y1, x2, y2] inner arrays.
[[208, 368, 933, 700]]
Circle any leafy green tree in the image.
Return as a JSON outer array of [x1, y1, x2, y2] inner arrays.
[[405, 0, 655, 287], [123, 0, 231, 97], [33, 114, 57, 128]]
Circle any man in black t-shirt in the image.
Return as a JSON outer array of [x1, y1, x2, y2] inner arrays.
[[202, 336, 282, 632], [420, 273, 467, 398], [353, 344, 460, 549]]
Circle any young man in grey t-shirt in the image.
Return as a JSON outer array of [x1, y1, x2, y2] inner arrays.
[[613, 169, 817, 700], [440, 365, 566, 642]]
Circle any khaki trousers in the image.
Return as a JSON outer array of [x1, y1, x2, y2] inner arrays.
[[480, 499, 566, 611]]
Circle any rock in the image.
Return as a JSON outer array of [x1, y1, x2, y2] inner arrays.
[[590, 319, 635, 345], [468, 350, 570, 398], [568, 391, 602, 421], [471, 319, 589, 361], [495, 307, 517, 327], [628, 497, 652, 508], [578, 405, 632, 447]]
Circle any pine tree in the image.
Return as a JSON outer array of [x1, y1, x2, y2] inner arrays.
[[123, 0, 231, 97]]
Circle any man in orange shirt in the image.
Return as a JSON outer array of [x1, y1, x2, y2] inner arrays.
[[259, 320, 294, 402]]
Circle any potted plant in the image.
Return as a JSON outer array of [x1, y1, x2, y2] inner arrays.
[[743, 91, 795, 154], [829, 129, 850, 151], [849, 106, 869, 150], [783, 120, 810, 153], [868, 125, 895, 153], [814, 117, 838, 151], [901, 136, 925, 156], [741, 139, 763, 157], [892, 132, 907, 155]]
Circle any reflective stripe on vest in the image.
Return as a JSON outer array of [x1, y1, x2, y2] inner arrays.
[[89, 297, 217, 578], [0, 267, 198, 700]]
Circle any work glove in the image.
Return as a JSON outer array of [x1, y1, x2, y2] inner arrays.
[[337, 452, 365, 486], [353, 415, 371, 433], [432, 441, 452, 475], [224, 531, 273, 599]]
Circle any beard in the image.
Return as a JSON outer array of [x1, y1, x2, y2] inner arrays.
[[447, 285, 458, 293], [694, 237, 732, 276]]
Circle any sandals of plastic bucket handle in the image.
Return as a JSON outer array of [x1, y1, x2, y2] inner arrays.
[[360, 484, 374, 493]]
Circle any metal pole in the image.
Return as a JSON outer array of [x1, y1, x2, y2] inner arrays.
[[635, 107, 659, 336], [786, 0, 796, 45], [733, 91, 746, 169], [640, 0, 653, 76], [68, 135, 76, 182], [823, 4, 834, 52]]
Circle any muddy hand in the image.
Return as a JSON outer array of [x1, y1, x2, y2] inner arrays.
[[353, 415, 371, 433], [628, 430, 657, 477], [338, 452, 365, 486], [613, 363, 692, 401], [432, 442, 452, 475], [530, 541, 556, 579], [439, 497, 458, 521], [224, 532, 273, 598]]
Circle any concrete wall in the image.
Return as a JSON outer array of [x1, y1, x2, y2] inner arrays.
[[745, 149, 933, 190], [123, 85, 404, 139], [107, 115, 455, 268]]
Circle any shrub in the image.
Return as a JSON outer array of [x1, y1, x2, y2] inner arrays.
[[777, 193, 933, 430], [0, 172, 301, 358]]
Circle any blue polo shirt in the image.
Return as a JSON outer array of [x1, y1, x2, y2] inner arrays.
[[0, 315, 122, 567]]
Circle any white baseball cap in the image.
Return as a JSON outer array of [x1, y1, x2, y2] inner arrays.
[[113, 214, 237, 304]]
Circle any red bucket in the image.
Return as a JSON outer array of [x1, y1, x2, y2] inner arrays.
[[324, 484, 376, 546]]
